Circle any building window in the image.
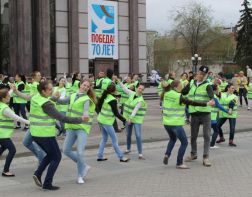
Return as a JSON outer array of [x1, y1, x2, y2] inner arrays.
[[0, 0, 9, 74]]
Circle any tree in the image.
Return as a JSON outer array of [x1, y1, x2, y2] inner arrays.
[[170, 1, 221, 57], [234, 0, 252, 68]]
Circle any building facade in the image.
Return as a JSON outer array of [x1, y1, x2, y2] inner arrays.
[[0, 0, 147, 80]]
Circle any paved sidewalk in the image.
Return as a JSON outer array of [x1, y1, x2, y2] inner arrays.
[[10, 97, 252, 157], [0, 131, 252, 197]]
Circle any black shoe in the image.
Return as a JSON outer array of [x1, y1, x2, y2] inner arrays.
[[33, 174, 42, 187], [229, 140, 237, 147], [163, 156, 169, 165], [97, 158, 108, 162], [14, 126, 21, 129], [216, 137, 225, 144], [42, 185, 60, 191], [2, 172, 15, 177], [120, 157, 130, 162], [115, 129, 122, 133]]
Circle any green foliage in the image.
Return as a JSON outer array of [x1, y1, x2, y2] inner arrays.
[[234, 0, 252, 68]]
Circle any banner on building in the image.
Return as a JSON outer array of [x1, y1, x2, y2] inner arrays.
[[88, 0, 118, 59]]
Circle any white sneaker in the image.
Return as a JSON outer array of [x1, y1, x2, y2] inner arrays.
[[210, 145, 219, 149], [77, 177, 85, 184], [248, 107, 251, 110], [83, 165, 91, 179]]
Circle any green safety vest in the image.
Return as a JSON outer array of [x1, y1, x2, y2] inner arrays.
[[188, 81, 211, 113], [247, 83, 252, 99], [120, 83, 133, 104], [54, 86, 68, 112], [94, 78, 104, 98], [30, 81, 39, 96], [70, 80, 80, 94], [29, 94, 56, 137], [23, 83, 31, 95], [65, 82, 73, 96], [157, 82, 162, 97], [116, 83, 124, 98], [219, 92, 238, 119], [13, 81, 27, 104], [133, 80, 139, 90], [211, 95, 219, 121], [162, 90, 185, 126], [180, 79, 189, 88], [167, 79, 174, 84], [123, 92, 147, 124], [0, 102, 14, 139], [97, 94, 116, 125], [101, 77, 112, 92], [65, 93, 95, 134], [219, 81, 228, 92]]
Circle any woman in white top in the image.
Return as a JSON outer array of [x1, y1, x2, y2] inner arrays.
[[0, 85, 30, 177]]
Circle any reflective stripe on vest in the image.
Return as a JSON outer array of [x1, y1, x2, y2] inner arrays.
[[13, 81, 27, 104], [219, 81, 228, 92], [188, 82, 211, 113], [219, 92, 238, 118], [29, 94, 56, 137], [123, 92, 147, 124], [162, 90, 185, 126], [94, 78, 104, 98], [65, 93, 95, 134], [70, 80, 80, 94], [120, 83, 133, 104], [248, 83, 252, 99], [97, 94, 116, 125], [54, 86, 68, 112], [157, 83, 162, 96], [0, 102, 14, 138], [30, 81, 39, 96]]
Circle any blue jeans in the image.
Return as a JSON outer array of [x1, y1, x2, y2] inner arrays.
[[164, 125, 188, 166], [217, 118, 236, 140], [0, 139, 16, 172], [97, 124, 124, 159], [56, 112, 66, 135], [33, 137, 62, 187], [126, 123, 142, 154], [23, 130, 45, 163], [210, 122, 219, 146], [63, 130, 87, 177]]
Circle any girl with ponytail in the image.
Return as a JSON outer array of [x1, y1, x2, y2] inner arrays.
[[96, 84, 130, 162]]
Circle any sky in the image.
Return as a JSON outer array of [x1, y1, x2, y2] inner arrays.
[[146, 0, 246, 33]]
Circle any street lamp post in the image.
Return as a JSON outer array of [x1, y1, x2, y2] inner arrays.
[[177, 59, 189, 73], [191, 54, 202, 73]]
